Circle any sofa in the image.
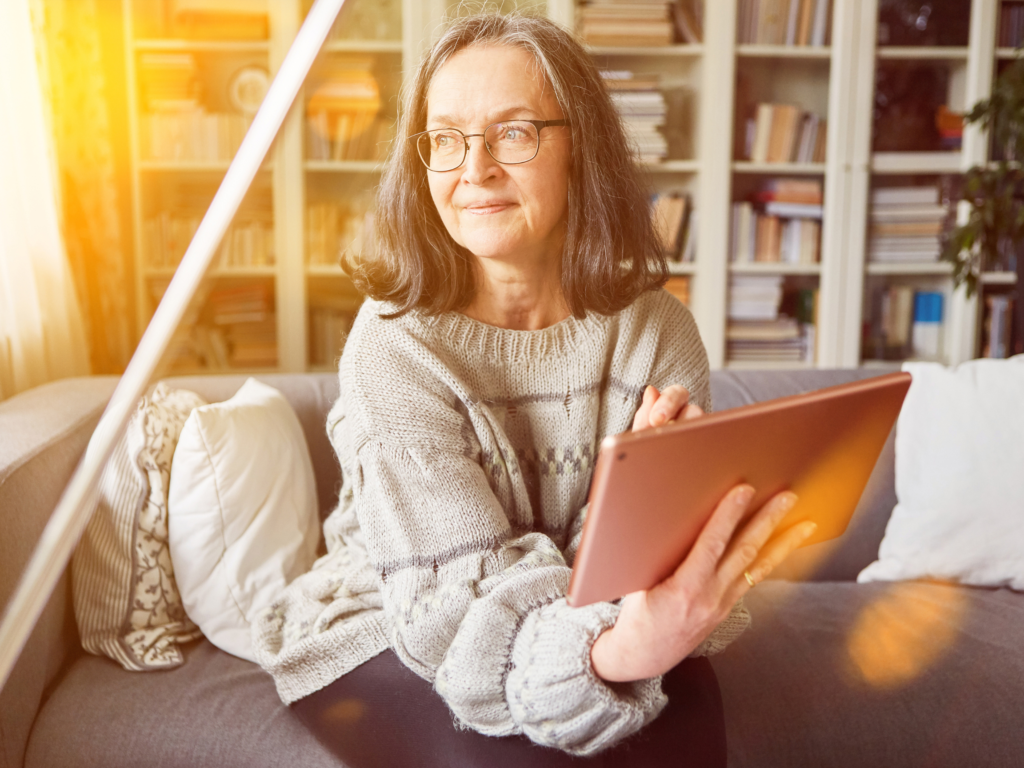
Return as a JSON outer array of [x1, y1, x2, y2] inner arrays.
[[2, 369, 1022, 768]]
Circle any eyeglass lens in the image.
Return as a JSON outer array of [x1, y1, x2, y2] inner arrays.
[[417, 121, 541, 171]]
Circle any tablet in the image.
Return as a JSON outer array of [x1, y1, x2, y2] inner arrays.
[[567, 372, 912, 607]]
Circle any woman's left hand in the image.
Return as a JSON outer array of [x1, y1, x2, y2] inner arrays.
[[632, 385, 704, 432]]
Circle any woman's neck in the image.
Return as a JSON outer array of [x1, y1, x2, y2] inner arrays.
[[461, 255, 569, 331]]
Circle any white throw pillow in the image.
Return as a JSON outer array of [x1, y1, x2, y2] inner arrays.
[[858, 355, 1024, 590], [168, 378, 320, 661]]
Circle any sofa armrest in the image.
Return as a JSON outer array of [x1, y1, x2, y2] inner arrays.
[[0, 376, 117, 768]]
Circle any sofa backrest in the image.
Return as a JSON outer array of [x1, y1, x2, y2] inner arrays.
[[710, 369, 898, 583]]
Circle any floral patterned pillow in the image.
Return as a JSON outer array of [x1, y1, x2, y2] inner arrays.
[[72, 383, 207, 670]]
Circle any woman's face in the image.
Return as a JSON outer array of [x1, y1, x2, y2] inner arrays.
[[424, 44, 571, 269]]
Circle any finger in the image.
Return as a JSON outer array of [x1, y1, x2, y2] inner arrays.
[[671, 484, 756, 582], [718, 491, 798, 583], [650, 385, 690, 427], [744, 520, 818, 586], [681, 404, 704, 421], [632, 385, 659, 432]]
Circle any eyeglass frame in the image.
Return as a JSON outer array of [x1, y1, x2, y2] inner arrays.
[[409, 119, 568, 172]]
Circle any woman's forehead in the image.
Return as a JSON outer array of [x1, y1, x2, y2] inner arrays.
[[425, 44, 557, 125]]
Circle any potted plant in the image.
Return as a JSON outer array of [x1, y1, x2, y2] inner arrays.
[[941, 56, 1024, 356]]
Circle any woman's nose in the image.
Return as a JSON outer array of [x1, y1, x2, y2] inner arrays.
[[461, 135, 499, 184]]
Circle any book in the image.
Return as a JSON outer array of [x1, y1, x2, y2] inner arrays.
[[983, 294, 1015, 359], [871, 186, 939, 206], [746, 103, 826, 163], [651, 193, 691, 258]]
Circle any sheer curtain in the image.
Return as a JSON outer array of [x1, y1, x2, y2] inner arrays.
[[0, 0, 89, 400]]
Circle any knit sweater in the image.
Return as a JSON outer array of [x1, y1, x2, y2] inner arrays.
[[251, 288, 750, 756]]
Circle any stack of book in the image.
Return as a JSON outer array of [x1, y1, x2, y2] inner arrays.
[[651, 192, 696, 261], [306, 59, 388, 162], [208, 283, 276, 368], [138, 52, 251, 163], [727, 276, 816, 362], [737, 0, 831, 45], [144, 211, 274, 270], [139, 53, 198, 111], [169, 0, 269, 40], [326, 0, 401, 42], [863, 285, 945, 360], [308, 293, 365, 367], [602, 71, 669, 162], [141, 111, 251, 163], [868, 186, 946, 263], [579, 2, 674, 47], [744, 103, 827, 163], [1000, 1, 1024, 48], [731, 179, 822, 264], [306, 199, 376, 267]]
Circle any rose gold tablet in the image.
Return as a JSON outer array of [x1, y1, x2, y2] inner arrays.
[[567, 372, 912, 608]]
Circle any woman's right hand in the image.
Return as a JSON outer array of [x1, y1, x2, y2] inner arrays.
[[590, 484, 816, 683]]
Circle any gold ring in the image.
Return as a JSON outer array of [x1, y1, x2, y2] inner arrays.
[[744, 570, 756, 588]]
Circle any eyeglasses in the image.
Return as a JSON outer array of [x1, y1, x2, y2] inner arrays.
[[410, 119, 567, 172]]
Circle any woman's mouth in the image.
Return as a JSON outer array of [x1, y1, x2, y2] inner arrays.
[[463, 201, 513, 215]]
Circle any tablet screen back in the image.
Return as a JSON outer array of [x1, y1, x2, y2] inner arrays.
[[567, 372, 911, 607]]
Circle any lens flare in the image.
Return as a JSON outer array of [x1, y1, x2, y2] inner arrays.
[[846, 582, 966, 688]]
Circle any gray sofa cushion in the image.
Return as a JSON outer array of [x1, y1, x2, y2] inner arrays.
[[713, 580, 1024, 768], [25, 641, 348, 768]]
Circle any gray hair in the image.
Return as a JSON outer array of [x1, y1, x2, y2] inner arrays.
[[349, 12, 667, 317]]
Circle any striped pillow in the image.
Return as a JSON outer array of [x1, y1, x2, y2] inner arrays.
[[72, 383, 207, 670]]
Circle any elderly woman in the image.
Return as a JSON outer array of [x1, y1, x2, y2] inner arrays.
[[253, 12, 814, 766]]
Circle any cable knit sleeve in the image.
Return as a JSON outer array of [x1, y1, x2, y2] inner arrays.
[[352, 441, 666, 756]]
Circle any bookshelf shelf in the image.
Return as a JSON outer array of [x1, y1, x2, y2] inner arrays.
[[138, 161, 274, 173], [305, 160, 384, 173], [865, 262, 953, 276], [981, 271, 1019, 285], [725, 359, 815, 371], [736, 45, 832, 59], [870, 151, 963, 174], [133, 39, 271, 52], [875, 46, 970, 60], [668, 262, 698, 275], [732, 161, 826, 174], [645, 159, 701, 173], [323, 39, 404, 53], [996, 47, 1024, 60], [144, 267, 278, 278], [586, 44, 704, 57], [306, 265, 350, 276], [859, 359, 905, 370], [730, 263, 821, 275]]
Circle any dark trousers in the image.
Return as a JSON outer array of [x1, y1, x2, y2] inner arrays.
[[292, 650, 727, 768]]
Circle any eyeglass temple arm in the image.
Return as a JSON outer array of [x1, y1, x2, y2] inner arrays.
[[0, 0, 349, 694]]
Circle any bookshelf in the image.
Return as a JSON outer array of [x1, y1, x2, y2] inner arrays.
[[123, 0, 1014, 373], [547, 0, 1013, 368], [123, 0, 421, 374]]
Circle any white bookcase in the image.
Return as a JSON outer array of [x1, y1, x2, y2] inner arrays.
[[124, 0, 1011, 374]]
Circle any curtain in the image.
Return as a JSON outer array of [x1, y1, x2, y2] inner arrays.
[[30, 0, 134, 376], [0, 0, 90, 400]]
